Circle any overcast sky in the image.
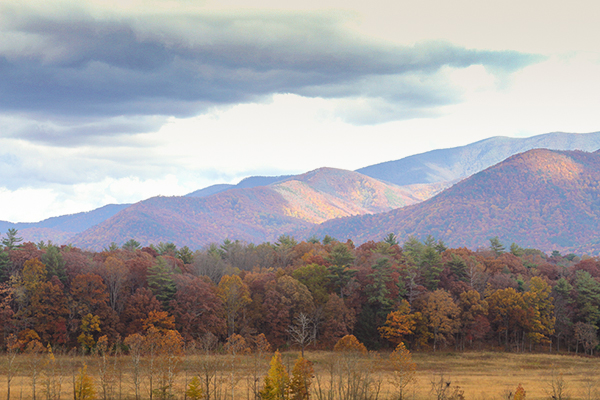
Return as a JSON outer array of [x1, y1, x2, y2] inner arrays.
[[1, 0, 599, 222]]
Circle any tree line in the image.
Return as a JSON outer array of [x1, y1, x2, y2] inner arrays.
[[0, 228, 598, 356]]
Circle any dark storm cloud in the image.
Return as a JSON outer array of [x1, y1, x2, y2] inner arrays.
[[0, 7, 542, 131]]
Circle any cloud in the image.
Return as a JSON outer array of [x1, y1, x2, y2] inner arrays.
[[0, 174, 192, 223], [304, 69, 462, 124], [0, 5, 542, 134], [0, 131, 173, 190], [0, 2, 547, 220], [0, 115, 167, 146]]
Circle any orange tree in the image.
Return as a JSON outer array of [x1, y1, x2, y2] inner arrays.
[[422, 289, 459, 351], [379, 299, 416, 346]]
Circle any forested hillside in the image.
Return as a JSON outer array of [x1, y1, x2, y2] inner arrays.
[[0, 230, 596, 354], [72, 168, 427, 250], [313, 149, 600, 255]]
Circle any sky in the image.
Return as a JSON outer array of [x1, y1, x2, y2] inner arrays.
[[0, 0, 599, 222]]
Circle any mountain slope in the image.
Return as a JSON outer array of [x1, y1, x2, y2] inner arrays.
[[186, 175, 294, 198], [72, 168, 422, 249], [0, 204, 131, 243], [185, 183, 235, 198], [357, 131, 600, 186], [6, 131, 600, 249], [73, 189, 313, 249], [270, 167, 429, 223], [312, 149, 600, 254]]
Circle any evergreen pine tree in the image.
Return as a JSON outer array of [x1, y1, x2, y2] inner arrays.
[[147, 257, 177, 309]]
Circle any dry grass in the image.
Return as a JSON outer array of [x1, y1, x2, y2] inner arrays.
[[409, 351, 600, 400], [0, 350, 599, 399]]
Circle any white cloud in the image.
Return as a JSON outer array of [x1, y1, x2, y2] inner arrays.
[[2, 52, 599, 223], [436, 54, 600, 140], [0, 0, 598, 223], [0, 187, 60, 223]]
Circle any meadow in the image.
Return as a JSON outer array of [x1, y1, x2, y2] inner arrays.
[[410, 351, 599, 400], [1, 350, 599, 400]]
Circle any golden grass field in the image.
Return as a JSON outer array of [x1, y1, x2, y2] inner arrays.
[[1, 350, 599, 399], [409, 351, 600, 400]]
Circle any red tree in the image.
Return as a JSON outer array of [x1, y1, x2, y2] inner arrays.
[[70, 273, 118, 343], [118, 287, 163, 336], [171, 275, 226, 341]]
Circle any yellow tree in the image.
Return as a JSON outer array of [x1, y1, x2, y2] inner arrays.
[[12, 258, 47, 322], [22, 258, 47, 293], [77, 314, 101, 352], [409, 311, 432, 350], [378, 300, 416, 345], [74, 364, 96, 400], [487, 288, 527, 350], [523, 276, 555, 346], [218, 275, 251, 336], [186, 376, 204, 400], [260, 351, 289, 400]]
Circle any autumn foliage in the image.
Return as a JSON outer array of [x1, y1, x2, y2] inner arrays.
[[260, 351, 289, 400], [0, 229, 593, 358], [333, 335, 367, 355]]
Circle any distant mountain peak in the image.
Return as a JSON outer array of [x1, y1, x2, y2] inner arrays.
[[72, 167, 421, 249], [313, 148, 600, 254], [357, 131, 600, 186], [11, 131, 600, 252]]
